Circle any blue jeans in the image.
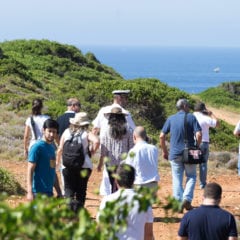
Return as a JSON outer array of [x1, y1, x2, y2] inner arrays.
[[199, 142, 209, 188], [170, 156, 196, 203]]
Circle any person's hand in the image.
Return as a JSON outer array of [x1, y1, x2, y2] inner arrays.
[[24, 149, 28, 159], [162, 151, 168, 160], [26, 192, 34, 201], [97, 163, 103, 172]]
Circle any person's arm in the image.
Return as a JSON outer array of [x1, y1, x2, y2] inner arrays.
[[208, 111, 220, 128], [144, 222, 154, 240], [97, 156, 104, 172], [56, 135, 65, 169], [54, 175, 63, 198], [55, 134, 60, 146], [228, 237, 238, 240], [159, 132, 168, 160], [195, 130, 202, 146], [88, 132, 100, 155], [233, 122, 240, 137], [23, 125, 30, 159], [92, 127, 100, 135], [178, 236, 188, 240], [26, 162, 36, 201]]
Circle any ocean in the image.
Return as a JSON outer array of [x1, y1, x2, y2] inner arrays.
[[80, 46, 240, 94]]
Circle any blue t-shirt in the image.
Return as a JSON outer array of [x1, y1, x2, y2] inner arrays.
[[28, 140, 56, 194], [178, 205, 238, 240], [161, 111, 201, 160]]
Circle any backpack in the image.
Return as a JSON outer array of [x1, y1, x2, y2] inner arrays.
[[62, 132, 85, 169]]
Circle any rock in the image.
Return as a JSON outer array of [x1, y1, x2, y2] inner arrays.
[[225, 159, 237, 170]]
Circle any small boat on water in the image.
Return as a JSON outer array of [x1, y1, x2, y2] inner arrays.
[[213, 67, 220, 73]]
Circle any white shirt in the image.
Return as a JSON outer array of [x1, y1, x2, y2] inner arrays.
[[25, 114, 50, 150], [193, 112, 217, 142], [61, 128, 93, 169], [92, 103, 135, 138], [234, 121, 240, 135], [125, 141, 160, 184], [98, 188, 153, 240]]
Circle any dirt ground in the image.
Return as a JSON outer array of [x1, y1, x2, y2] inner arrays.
[[1, 159, 240, 240], [207, 106, 239, 126], [1, 107, 240, 239]]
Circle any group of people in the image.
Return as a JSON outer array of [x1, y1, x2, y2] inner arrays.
[[160, 98, 238, 239], [24, 91, 239, 239]]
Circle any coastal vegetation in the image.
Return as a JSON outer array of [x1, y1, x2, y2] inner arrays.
[[0, 39, 239, 159], [198, 82, 240, 112], [0, 39, 239, 238]]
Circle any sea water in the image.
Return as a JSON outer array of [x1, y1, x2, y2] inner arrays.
[[80, 46, 240, 94]]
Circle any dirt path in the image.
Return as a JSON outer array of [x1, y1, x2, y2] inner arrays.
[[207, 106, 239, 126], [1, 159, 240, 239], [1, 107, 240, 239]]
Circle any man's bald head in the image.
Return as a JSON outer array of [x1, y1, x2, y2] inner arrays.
[[134, 126, 147, 141]]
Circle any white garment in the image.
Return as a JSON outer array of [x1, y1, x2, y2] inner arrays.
[[125, 141, 160, 185], [99, 165, 111, 196], [98, 188, 153, 240], [193, 112, 217, 142], [61, 128, 93, 169], [234, 121, 240, 134], [25, 114, 50, 150], [92, 103, 135, 138]]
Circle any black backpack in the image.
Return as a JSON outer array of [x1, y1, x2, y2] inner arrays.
[[62, 132, 85, 169]]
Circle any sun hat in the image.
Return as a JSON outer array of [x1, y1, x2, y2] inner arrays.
[[104, 106, 128, 116], [112, 90, 130, 95], [69, 112, 90, 126]]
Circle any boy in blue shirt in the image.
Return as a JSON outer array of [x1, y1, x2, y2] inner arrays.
[[27, 119, 59, 201]]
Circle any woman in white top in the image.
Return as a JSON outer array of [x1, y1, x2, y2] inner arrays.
[[234, 120, 240, 175], [57, 112, 99, 212], [23, 99, 50, 159]]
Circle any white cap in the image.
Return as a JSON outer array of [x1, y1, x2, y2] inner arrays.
[[112, 90, 130, 95]]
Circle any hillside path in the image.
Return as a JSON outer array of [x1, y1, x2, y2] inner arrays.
[[207, 106, 239, 126]]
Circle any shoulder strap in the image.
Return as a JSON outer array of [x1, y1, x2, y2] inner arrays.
[[76, 131, 83, 144], [184, 113, 188, 147], [30, 116, 37, 140]]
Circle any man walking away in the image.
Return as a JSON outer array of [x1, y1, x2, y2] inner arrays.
[[57, 98, 81, 138], [125, 126, 160, 191], [160, 99, 202, 212], [178, 182, 238, 240], [193, 102, 219, 189], [97, 164, 154, 240]]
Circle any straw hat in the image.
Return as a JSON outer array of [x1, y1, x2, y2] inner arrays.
[[69, 112, 90, 126]]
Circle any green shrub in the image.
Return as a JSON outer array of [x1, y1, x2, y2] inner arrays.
[[0, 168, 25, 195], [0, 187, 178, 239]]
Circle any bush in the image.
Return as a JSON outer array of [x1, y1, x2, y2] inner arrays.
[[0, 168, 25, 195], [0, 188, 179, 239]]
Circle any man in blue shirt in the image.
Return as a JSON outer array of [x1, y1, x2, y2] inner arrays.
[[178, 182, 238, 240], [27, 119, 59, 201], [160, 99, 202, 212]]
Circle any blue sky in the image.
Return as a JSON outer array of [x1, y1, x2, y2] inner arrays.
[[1, 0, 240, 47]]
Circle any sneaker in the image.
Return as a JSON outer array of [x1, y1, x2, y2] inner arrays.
[[179, 199, 193, 213]]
